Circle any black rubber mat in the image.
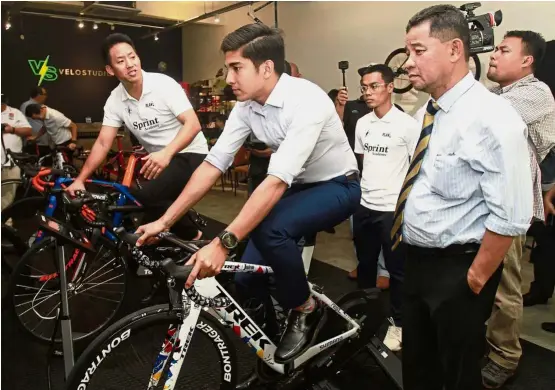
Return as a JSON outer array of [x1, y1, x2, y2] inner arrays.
[[2, 215, 555, 389]]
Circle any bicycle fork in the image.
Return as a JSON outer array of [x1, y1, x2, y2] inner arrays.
[[147, 299, 202, 390]]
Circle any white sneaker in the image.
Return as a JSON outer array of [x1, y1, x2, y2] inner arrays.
[[383, 317, 402, 352]]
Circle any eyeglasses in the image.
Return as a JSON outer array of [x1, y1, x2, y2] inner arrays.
[[360, 83, 386, 93]]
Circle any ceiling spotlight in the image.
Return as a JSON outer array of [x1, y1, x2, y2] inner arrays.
[[93, 23, 98, 30], [5, 16, 11, 30], [110, 24, 115, 31], [214, 15, 220, 23], [154, 34, 159, 41], [78, 21, 84, 28]]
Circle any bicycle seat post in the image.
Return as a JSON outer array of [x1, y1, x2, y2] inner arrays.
[[55, 243, 75, 378]]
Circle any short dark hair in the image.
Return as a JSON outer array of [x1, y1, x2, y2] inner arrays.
[[328, 89, 339, 102], [102, 33, 136, 66], [30, 86, 46, 99], [505, 30, 546, 72], [406, 4, 470, 61], [25, 103, 42, 117], [221, 23, 285, 75], [361, 64, 395, 84]]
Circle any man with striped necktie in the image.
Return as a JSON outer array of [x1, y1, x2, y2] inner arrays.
[[398, 5, 533, 390]]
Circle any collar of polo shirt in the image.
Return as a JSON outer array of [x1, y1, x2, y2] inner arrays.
[[369, 105, 401, 123], [121, 70, 153, 102], [434, 71, 475, 113], [249, 73, 290, 114]]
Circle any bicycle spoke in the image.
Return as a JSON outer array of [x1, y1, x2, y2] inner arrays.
[[81, 258, 123, 284], [75, 274, 125, 297], [78, 291, 122, 304], [14, 284, 56, 293], [16, 291, 58, 314]]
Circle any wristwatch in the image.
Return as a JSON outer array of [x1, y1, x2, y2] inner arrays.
[[217, 230, 239, 251]]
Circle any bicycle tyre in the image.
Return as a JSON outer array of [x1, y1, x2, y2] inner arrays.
[[65, 304, 238, 390], [384, 48, 413, 94], [8, 236, 128, 344]]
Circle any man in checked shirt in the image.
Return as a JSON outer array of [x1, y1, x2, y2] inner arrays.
[[484, 30, 555, 388]]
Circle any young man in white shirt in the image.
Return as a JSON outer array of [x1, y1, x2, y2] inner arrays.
[[1, 95, 32, 210], [25, 104, 78, 150], [135, 23, 360, 363], [353, 64, 420, 352], [66, 33, 207, 241], [20, 86, 51, 153]]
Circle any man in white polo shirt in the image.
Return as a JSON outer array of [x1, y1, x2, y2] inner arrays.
[[135, 23, 360, 363], [353, 64, 420, 352], [25, 104, 78, 151], [2, 94, 32, 210], [20, 86, 51, 154], [66, 33, 207, 240]]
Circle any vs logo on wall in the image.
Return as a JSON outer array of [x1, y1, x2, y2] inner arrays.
[[28, 55, 111, 86], [28, 55, 58, 85]]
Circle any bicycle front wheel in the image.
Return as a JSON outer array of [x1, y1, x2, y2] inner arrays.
[[65, 305, 238, 390]]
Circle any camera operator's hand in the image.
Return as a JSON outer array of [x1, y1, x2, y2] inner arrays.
[[337, 87, 348, 106]]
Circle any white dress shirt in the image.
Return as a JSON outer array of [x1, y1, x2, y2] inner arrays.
[[43, 107, 72, 145], [20, 99, 50, 146], [354, 106, 420, 211], [103, 70, 208, 155], [206, 73, 358, 186], [403, 72, 533, 248], [2, 106, 31, 166]]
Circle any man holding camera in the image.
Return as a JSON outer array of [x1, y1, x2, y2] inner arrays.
[[1, 95, 32, 211], [400, 5, 532, 390], [483, 30, 555, 388]]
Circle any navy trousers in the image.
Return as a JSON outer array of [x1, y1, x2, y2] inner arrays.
[[235, 175, 361, 310]]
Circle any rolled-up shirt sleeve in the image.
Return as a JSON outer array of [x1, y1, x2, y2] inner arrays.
[[471, 108, 533, 236], [205, 105, 251, 173], [267, 103, 326, 186]]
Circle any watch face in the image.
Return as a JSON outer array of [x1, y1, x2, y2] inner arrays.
[[221, 232, 237, 249]]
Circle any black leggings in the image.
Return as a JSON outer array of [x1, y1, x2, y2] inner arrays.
[[130, 152, 206, 239]]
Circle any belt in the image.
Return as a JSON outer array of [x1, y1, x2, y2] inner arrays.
[[346, 172, 359, 181], [407, 243, 480, 257]]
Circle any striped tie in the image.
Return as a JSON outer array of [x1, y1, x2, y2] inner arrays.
[[391, 100, 440, 250]]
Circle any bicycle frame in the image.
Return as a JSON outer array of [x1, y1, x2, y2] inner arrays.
[[148, 262, 361, 389], [32, 173, 142, 245]]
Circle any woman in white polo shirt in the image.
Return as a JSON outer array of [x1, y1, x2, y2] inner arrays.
[[66, 33, 208, 240]]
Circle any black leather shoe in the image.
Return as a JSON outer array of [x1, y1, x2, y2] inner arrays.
[[541, 322, 555, 333], [523, 292, 549, 307], [274, 302, 326, 364]]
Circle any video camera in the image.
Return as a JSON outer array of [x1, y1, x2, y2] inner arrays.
[[461, 2, 503, 54]]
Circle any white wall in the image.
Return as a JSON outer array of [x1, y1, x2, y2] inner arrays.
[[182, 1, 555, 114]]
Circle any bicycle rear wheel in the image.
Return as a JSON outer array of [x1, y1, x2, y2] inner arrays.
[[65, 305, 238, 390], [385, 48, 412, 94], [9, 237, 128, 344]]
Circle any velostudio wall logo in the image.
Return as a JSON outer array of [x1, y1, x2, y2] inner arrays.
[[28, 55, 111, 86]]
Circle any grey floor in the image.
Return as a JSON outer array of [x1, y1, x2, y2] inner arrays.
[[196, 183, 555, 353]]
